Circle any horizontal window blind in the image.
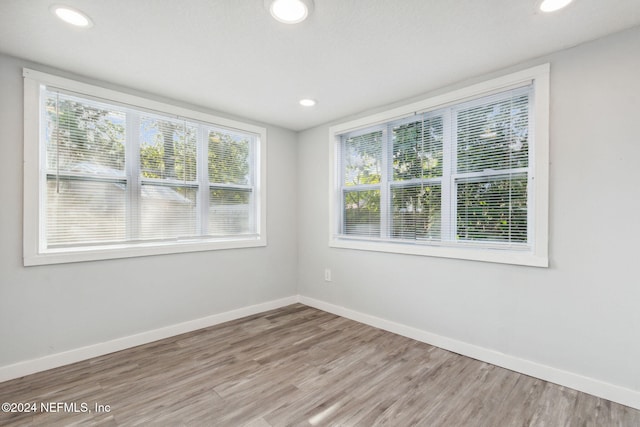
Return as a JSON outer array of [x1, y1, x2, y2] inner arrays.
[[454, 91, 529, 245], [341, 130, 382, 237], [43, 88, 258, 250], [391, 115, 444, 242], [337, 85, 532, 250], [208, 129, 254, 236], [45, 91, 127, 246]]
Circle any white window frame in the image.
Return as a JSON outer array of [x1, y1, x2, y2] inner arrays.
[[23, 69, 267, 266], [329, 65, 549, 267]]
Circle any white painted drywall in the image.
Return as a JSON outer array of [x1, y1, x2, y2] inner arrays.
[[297, 26, 640, 395], [0, 54, 298, 367]]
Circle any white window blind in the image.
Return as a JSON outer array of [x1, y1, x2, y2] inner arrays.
[[454, 91, 530, 245], [389, 113, 445, 242], [24, 68, 266, 265], [339, 86, 530, 246], [207, 129, 255, 236], [137, 114, 199, 241], [341, 129, 383, 237], [332, 70, 548, 267], [45, 91, 128, 247]]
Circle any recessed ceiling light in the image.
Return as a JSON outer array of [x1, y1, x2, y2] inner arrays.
[[299, 99, 316, 107], [267, 0, 313, 24], [539, 0, 573, 12], [51, 5, 93, 28]]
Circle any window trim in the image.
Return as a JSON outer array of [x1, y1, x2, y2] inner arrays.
[[329, 65, 549, 267], [23, 68, 267, 266]]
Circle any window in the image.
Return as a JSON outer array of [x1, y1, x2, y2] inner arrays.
[[330, 65, 549, 267], [24, 69, 266, 265]]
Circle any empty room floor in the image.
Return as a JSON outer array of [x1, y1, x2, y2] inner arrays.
[[1, 304, 639, 426]]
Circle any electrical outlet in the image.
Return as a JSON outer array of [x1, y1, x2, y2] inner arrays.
[[324, 268, 332, 282]]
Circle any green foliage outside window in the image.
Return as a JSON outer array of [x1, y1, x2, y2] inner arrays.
[[46, 97, 125, 173], [455, 95, 529, 242], [139, 119, 197, 181], [392, 117, 443, 181], [208, 131, 250, 185], [457, 177, 528, 242]]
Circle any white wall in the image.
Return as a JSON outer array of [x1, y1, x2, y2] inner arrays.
[[0, 54, 298, 368], [297, 26, 640, 405]]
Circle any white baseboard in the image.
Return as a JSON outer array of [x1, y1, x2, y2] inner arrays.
[[2, 294, 638, 411], [0, 295, 298, 383], [298, 295, 640, 411]]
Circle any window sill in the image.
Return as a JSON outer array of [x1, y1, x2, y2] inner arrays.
[[329, 238, 548, 268], [24, 236, 267, 266]]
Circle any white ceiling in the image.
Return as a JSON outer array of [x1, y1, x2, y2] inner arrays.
[[1, 0, 639, 131]]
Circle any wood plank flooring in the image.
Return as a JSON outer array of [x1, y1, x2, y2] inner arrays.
[[1, 304, 639, 426]]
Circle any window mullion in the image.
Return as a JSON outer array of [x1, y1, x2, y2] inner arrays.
[[527, 91, 535, 247], [126, 112, 140, 241], [441, 109, 454, 242], [380, 126, 390, 239], [198, 125, 209, 236], [338, 137, 346, 235], [248, 135, 256, 234], [38, 90, 49, 253]]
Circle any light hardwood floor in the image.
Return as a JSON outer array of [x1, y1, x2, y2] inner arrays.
[[1, 304, 639, 426]]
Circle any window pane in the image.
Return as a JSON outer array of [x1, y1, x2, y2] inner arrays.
[[343, 189, 380, 237], [45, 92, 125, 176], [46, 178, 126, 246], [456, 176, 528, 243], [343, 131, 383, 186], [391, 184, 441, 240], [140, 117, 197, 181], [139, 185, 198, 240], [456, 94, 529, 174], [209, 188, 253, 235], [393, 116, 443, 181], [208, 130, 251, 185]]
